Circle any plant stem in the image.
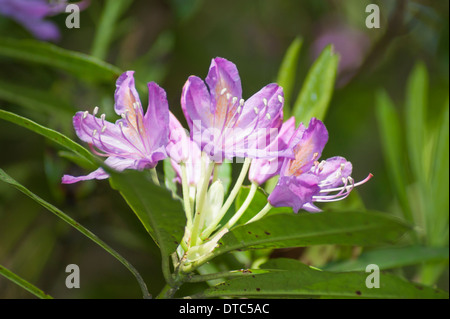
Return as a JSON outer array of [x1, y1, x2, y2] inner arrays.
[[180, 163, 193, 229], [218, 182, 258, 232], [149, 167, 160, 186], [190, 159, 215, 246], [201, 158, 252, 239], [246, 202, 272, 224]]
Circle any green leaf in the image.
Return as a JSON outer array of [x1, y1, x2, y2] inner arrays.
[[276, 37, 303, 114], [323, 245, 449, 272], [405, 62, 428, 185], [0, 264, 53, 299], [91, 0, 134, 60], [0, 80, 75, 118], [291, 45, 339, 124], [428, 101, 449, 245], [215, 211, 411, 256], [194, 258, 448, 298], [0, 37, 123, 85], [0, 168, 150, 298], [0, 109, 97, 166], [375, 90, 414, 225], [108, 169, 186, 276]]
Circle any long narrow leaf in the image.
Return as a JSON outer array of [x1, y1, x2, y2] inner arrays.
[[291, 45, 338, 124], [0, 109, 97, 166], [276, 37, 303, 115], [0, 264, 53, 299], [194, 258, 448, 299], [375, 90, 414, 225], [0, 168, 151, 298]]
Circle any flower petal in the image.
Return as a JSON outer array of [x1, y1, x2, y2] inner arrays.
[[114, 71, 143, 118], [143, 82, 169, 155], [205, 57, 242, 130], [181, 75, 213, 131], [268, 174, 320, 213], [62, 167, 108, 184], [283, 118, 328, 176], [73, 111, 140, 158]]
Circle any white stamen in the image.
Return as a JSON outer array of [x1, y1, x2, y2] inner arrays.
[[101, 113, 106, 121], [226, 93, 231, 100], [263, 98, 268, 106], [278, 95, 284, 103], [239, 98, 245, 106], [220, 88, 227, 95], [93, 106, 99, 115], [254, 107, 259, 115], [266, 113, 271, 120], [121, 113, 126, 119], [318, 160, 326, 170], [101, 125, 107, 133], [340, 163, 345, 170], [92, 129, 97, 136], [237, 106, 242, 113], [232, 96, 238, 105], [313, 152, 319, 160], [82, 111, 88, 119]]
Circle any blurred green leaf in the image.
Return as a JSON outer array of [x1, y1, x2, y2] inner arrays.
[[0, 264, 53, 299], [163, 158, 178, 197], [405, 62, 428, 185], [0, 168, 150, 298], [428, 100, 449, 245], [194, 258, 448, 299], [0, 80, 75, 118], [323, 245, 449, 272], [91, 0, 133, 60], [0, 37, 134, 87], [0, 109, 97, 166], [276, 36, 303, 115], [215, 160, 232, 196], [108, 169, 186, 281], [375, 90, 414, 226], [215, 211, 410, 256], [292, 45, 339, 124]]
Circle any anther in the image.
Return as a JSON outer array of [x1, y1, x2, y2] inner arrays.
[[101, 125, 107, 133], [232, 96, 238, 105], [266, 113, 271, 120], [93, 106, 99, 115], [263, 98, 268, 106], [254, 107, 259, 115], [220, 88, 227, 95], [92, 129, 97, 136], [278, 95, 283, 103], [226, 93, 231, 100], [239, 98, 245, 106], [82, 111, 88, 119]]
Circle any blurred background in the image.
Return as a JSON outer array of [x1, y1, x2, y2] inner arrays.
[[0, 0, 448, 298]]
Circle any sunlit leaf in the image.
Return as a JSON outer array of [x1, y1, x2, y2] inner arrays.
[[194, 258, 448, 299], [291, 45, 338, 124]]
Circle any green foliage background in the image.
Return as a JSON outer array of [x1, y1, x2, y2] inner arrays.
[[0, 0, 448, 298]]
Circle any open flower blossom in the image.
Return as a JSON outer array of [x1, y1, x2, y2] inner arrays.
[[62, 71, 169, 184], [181, 57, 292, 162], [268, 117, 372, 213], [249, 116, 300, 185], [0, 0, 90, 41]]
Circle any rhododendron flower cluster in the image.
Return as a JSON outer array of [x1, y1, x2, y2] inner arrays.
[[62, 57, 371, 263]]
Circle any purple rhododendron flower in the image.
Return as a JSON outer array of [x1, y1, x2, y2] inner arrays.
[[166, 112, 204, 186], [62, 71, 169, 184], [268, 118, 372, 213], [0, 0, 89, 41], [181, 57, 292, 162], [248, 116, 299, 185]]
